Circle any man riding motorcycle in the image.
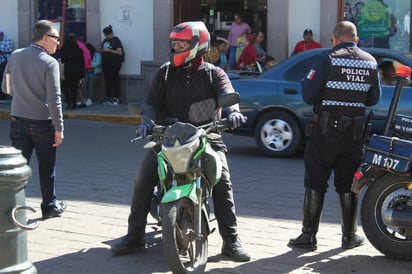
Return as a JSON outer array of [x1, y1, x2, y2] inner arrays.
[[111, 21, 250, 262]]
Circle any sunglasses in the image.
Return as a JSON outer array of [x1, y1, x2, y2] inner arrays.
[[47, 34, 60, 43]]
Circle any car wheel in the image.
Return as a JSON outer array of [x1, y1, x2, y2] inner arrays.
[[254, 111, 302, 157]]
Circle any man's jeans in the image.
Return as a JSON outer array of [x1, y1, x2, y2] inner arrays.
[[9, 117, 57, 211]]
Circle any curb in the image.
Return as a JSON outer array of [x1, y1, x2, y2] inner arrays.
[[0, 109, 141, 125]]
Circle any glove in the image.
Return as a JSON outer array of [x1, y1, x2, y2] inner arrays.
[[228, 111, 247, 129], [135, 124, 152, 138]]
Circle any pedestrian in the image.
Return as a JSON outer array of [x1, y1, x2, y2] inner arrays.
[[215, 37, 229, 70], [60, 34, 85, 109], [75, 37, 92, 107], [1, 20, 66, 220], [254, 31, 266, 66], [204, 35, 229, 70], [0, 30, 13, 100], [263, 55, 276, 71], [0, 30, 14, 64], [288, 21, 381, 251], [291, 28, 322, 56], [236, 33, 257, 71], [227, 13, 251, 70], [101, 25, 123, 106], [82, 43, 102, 106], [111, 21, 251, 262]]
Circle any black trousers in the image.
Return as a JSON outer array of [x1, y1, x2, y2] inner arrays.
[[9, 118, 58, 212], [127, 147, 238, 241], [304, 127, 363, 194], [64, 74, 82, 106], [102, 63, 121, 99]]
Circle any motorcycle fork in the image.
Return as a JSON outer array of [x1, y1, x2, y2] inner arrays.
[[195, 166, 203, 241]]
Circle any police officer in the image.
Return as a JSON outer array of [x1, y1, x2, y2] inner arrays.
[[288, 21, 381, 251]]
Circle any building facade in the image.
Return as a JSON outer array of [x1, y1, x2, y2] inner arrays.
[[0, 0, 410, 102]]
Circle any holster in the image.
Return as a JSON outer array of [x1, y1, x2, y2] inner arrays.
[[305, 114, 318, 138], [352, 116, 366, 141], [337, 116, 352, 133], [319, 111, 330, 136]]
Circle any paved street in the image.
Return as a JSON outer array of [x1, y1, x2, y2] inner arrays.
[[1, 116, 412, 273]]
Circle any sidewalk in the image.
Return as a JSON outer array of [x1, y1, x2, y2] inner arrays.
[[0, 99, 141, 125], [1, 102, 412, 274]]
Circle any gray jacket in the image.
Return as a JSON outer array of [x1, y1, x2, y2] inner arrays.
[[1, 45, 63, 131]]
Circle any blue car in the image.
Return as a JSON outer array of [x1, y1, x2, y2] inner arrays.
[[229, 48, 412, 157]]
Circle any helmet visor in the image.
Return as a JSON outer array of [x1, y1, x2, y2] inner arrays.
[[171, 40, 191, 52]]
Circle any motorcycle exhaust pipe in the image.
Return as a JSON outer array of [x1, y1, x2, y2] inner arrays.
[[383, 208, 412, 227]]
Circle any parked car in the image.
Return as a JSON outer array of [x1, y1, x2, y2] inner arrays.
[[229, 48, 412, 157]]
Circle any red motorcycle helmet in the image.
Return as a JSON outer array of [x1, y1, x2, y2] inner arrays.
[[169, 21, 210, 67]]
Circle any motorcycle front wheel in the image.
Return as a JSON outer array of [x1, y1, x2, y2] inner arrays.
[[162, 198, 208, 274], [361, 173, 412, 260]]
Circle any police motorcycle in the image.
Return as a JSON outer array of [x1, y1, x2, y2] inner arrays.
[[131, 92, 242, 273], [352, 65, 412, 260]]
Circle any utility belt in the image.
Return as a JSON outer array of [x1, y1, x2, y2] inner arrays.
[[305, 111, 371, 141]]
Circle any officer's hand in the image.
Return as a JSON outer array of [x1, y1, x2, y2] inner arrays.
[[228, 112, 247, 129], [135, 124, 153, 138]]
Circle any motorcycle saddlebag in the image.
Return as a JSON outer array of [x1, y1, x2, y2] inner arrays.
[[394, 114, 412, 138], [364, 134, 412, 172]]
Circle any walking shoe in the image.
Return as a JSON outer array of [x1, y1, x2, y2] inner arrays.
[[221, 237, 251, 262], [111, 235, 146, 255], [42, 201, 67, 220], [112, 97, 119, 106], [103, 99, 112, 105], [85, 98, 93, 106]]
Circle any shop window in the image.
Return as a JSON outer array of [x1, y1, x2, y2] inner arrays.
[[340, 0, 412, 52], [36, 0, 86, 42]]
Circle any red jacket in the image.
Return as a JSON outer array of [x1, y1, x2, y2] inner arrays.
[[292, 40, 322, 55], [236, 44, 257, 69]]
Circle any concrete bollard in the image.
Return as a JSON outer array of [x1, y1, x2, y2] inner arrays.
[[0, 145, 37, 274]]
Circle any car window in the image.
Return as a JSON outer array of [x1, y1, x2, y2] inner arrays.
[[284, 55, 320, 81], [373, 55, 411, 87]]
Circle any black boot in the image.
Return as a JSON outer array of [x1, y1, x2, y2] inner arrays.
[[111, 234, 146, 255], [339, 192, 365, 249], [288, 187, 324, 251], [221, 236, 251, 262]]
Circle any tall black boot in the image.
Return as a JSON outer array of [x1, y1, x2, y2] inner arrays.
[[339, 192, 365, 249], [288, 187, 324, 251]]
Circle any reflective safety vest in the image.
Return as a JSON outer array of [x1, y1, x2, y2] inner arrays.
[[320, 47, 378, 118]]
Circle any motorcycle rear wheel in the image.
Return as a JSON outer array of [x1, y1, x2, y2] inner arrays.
[[162, 198, 208, 274], [361, 173, 412, 260]]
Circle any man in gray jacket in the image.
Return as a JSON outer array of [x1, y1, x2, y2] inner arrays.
[[1, 20, 66, 219]]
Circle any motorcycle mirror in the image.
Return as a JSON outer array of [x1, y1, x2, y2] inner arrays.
[[218, 92, 240, 107]]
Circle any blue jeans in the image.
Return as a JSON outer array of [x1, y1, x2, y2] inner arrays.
[[229, 46, 238, 70], [9, 117, 58, 212]]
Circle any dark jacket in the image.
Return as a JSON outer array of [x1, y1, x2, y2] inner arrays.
[[61, 37, 85, 78]]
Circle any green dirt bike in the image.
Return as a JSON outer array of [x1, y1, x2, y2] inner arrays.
[[132, 93, 241, 273]]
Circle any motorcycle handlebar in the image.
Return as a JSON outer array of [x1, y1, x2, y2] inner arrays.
[[130, 119, 233, 144]]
